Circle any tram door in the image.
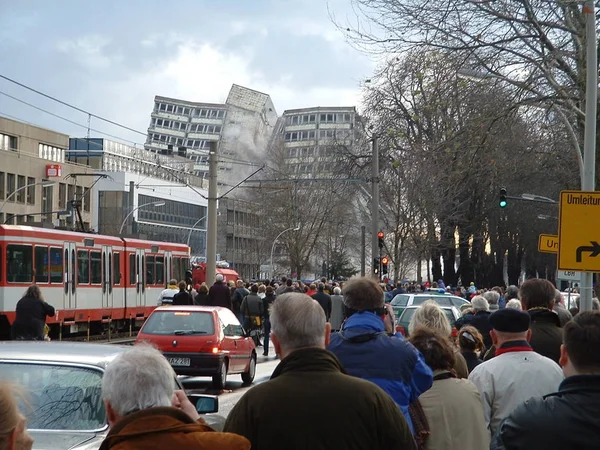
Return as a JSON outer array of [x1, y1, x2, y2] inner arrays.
[[135, 248, 146, 307], [101, 245, 113, 309], [164, 251, 173, 287], [63, 242, 77, 310]]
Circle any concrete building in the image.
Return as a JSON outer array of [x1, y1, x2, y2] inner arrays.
[[144, 84, 278, 187], [0, 117, 94, 228], [67, 138, 208, 255], [217, 197, 264, 282], [276, 106, 359, 177]]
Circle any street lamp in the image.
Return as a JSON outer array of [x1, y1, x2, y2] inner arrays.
[[0, 180, 55, 214], [118, 201, 165, 235], [186, 214, 208, 248], [521, 193, 558, 204], [270, 226, 300, 279]]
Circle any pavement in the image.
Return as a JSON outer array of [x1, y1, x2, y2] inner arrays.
[[179, 355, 280, 417]]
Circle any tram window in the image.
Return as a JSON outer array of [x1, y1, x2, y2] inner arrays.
[[145, 256, 155, 285], [50, 248, 63, 283], [34, 246, 49, 283], [129, 254, 135, 285], [182, 258, 190, 277], [90, 251, 101, 284], [7, 245, 33, 283], [155, 256, 164, 285], [113, 252, 120, 285], [77, 250, 90, 284]]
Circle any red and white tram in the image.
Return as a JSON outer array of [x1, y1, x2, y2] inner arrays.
[[0, 225, 190, 339]]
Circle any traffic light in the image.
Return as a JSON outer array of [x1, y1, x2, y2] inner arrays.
[[377, 231, 385, 249], [381, 257, 389, 274], [499, 187, 507, 208], [373, 257, 380, 275]]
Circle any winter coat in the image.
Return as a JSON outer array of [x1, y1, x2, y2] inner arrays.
[[194, 292, 210, 306], [419, 370, 490, 450], [528, 308, 563, 364], [172, 289, 194, 306], [241, 293, 263, 318], [468, 341, 564, 436], [208, 281, 232, 309], [223, 347, 417, 450], [157, 286, 178, 305], [99, 407, 249, 450], [327, 311, 433, 434], [461, 351, 483, 374], [231, 287, 249, 314], [11, 295, 55, 340], [553, 304, 573, 328], [261, 294, 276, 321], [329, 294, 345, 331], [456, 310, 493, 350], [311, 291, 332, 320], [491, 375, 600, 450]]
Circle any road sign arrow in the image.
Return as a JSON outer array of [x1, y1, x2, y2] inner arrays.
[[576, 241, 600, 263]]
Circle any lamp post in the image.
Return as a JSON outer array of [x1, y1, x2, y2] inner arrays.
[[186, 214, 208, 248], [520, 193, 558, 204], [0, 180, 56, 214], [270, 226, 300, 279], [118, 200, 165, 235]]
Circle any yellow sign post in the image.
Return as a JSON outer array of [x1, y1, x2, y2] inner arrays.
[[558, 190, 600, 271], [538, 234, 558, 253]]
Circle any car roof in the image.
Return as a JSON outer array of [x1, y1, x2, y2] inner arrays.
[[153, 305, 224, 313], [0, 341, 129, 369], [402, 305, 457, 311]]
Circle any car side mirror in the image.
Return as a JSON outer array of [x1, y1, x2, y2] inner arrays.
[[187, 394, 219, 414]]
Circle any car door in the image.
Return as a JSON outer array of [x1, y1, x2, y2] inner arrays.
[[218, 310, 251, 373]]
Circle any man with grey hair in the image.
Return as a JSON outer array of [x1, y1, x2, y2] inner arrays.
[[329, 286, 345, 331], [553, 289, 572, 327], [457, 295, 493, 350], [483, 291, 501, 311], [100, 344, 249, 449], [224, 293, 416, 450]]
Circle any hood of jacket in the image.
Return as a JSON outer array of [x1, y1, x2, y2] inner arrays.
[[528, 307, 561, 327], [338, 311, 385, 339]]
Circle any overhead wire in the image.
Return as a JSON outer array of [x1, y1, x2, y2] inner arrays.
[[0, 73, 148, 137]]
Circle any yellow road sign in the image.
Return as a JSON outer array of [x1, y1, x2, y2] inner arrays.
[[538, 234, 558, 253], [558, 190, 600, 271]]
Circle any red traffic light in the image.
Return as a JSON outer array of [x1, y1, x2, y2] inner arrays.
[[377, 231, 385, 238], [381, 257, 389, 265]]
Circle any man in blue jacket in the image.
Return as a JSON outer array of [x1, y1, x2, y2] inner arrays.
[[328, 277, 433, 434]]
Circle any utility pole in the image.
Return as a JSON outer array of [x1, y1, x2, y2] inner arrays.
[[579, 0, 597, 312], [206, 141, 218, 287], [370, 136, 379, 279], [360, 225, 366, 277]]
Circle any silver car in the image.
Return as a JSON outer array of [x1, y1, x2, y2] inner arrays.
[[0, 341, 224, 450]]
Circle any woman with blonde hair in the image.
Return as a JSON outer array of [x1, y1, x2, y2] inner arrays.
[[408, 301, 469, 378], [0, 382, 33, 450], [10, 285, 54, 341]]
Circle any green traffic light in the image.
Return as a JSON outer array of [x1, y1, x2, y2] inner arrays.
[[499, 200, 507, 208]]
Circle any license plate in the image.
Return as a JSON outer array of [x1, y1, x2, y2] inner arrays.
[[168, 357, 190, 366]]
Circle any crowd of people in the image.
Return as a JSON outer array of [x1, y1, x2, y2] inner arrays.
[[3, 275, 600, 449]]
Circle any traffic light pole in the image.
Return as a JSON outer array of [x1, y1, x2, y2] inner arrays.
[[371, 136, 379, 279]]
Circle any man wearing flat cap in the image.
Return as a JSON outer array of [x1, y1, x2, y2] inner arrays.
[[468, 308, 564, 436]]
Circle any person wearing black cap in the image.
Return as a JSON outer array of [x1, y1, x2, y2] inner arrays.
[[468, 308, 564, 436]]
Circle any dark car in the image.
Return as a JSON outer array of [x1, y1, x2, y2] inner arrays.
[[0, 341, 223, 450], [136, 305, 257, 389]]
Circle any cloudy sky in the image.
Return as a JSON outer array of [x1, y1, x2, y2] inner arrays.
[[0, 0, 374, 145]]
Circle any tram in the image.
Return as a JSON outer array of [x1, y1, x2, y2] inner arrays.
[[0, 225, 190, 338]]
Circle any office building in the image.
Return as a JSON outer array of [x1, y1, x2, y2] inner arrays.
[[144, 84, 277, 187], [0, 117, 94, 228], [276, 106, 359, 177]]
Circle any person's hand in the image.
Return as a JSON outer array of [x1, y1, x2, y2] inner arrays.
[[171, 390, 199, 421]]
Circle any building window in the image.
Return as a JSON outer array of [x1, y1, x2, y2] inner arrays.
[[26, 177, 35, 204], [84, 187, 90, 212], [67, 184, 74, 206], [0, 133, 18, 152], [58, 183, 66, 209], [6, 174, 15, 202], [38, 143, 65, 162], [0, 172, 4, 200]]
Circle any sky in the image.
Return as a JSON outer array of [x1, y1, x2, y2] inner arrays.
[[0, 0, 375, 146]]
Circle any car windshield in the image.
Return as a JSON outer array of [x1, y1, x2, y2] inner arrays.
[[142, 311, 215, 335], [0, 363, 105, 431]]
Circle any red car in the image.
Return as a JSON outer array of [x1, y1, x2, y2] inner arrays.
[[136, 305, 257, 389]]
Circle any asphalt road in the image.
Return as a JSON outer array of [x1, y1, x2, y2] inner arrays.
[[179, 355, 280, 417]]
